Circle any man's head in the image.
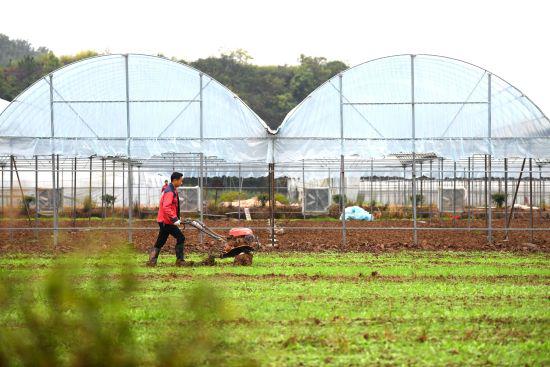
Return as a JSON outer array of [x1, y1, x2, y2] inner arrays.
[[164, 180, 168, 184], [171, 172, 183, 187]]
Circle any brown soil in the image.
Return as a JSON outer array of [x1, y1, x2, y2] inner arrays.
[[0, 216, 548, 254]]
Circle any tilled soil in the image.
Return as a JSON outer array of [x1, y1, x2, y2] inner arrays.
[[0, 216, 548, 254]]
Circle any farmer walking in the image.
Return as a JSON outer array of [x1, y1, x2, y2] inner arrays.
[[147, 172, 188, 267]]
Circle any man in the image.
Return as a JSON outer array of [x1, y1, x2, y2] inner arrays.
[[161, 179, 168, 193], [147, 172, 188, 267]]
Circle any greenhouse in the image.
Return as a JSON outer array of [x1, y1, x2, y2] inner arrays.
[[0, 53, 548, 250]]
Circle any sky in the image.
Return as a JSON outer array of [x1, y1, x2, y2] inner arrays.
[[2, 0, 549, 114]]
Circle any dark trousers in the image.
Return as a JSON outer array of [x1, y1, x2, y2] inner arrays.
[[154, 222, 185, 260]]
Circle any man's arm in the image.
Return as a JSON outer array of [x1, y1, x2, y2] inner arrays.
[[162, 191, 179, 224]]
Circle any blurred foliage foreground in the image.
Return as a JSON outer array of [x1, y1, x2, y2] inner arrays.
[[0, 246, 258, 367]]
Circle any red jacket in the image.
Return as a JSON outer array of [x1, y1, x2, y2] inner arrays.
[[161, 183, 168, 193], [157, 183, 180, 225]]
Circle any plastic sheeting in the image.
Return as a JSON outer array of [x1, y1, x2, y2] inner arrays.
[[0, 54, 273, 161], [0, 54, 548, 167], [340, 206, 373, 221], [275, 54, 550, 162], [0, 98, 8, 113]]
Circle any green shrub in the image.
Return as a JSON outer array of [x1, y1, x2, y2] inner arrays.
[[219, 191, 248, 203], [82, 195, 95, 213], [332, 194, 347, 204], [492, 192, 507, 208], [275, 193, 289, 205], [101, 194, 116, 206], [409, 194, 424, 205], [257, 193, 269, 207]]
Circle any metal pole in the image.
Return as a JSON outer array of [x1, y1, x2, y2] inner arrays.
[[487, 74, 493, 243], [301, 159, 306, 219], [1, 164, 3, 217], [269, 163, 275, 246], [89, 156, 93, 225], [539, 165, 543, 221], [137, 165, 141, 218], [504, 158, 508, 232], [49, 74, 58, 246], [505, 158, 526, 240], [238, 163, 242, 220], [529, 158, 534, 243], [35, 156, 39, 234], [125, 54, 133, 243], [410, 54, 418, 245], [73, 157, 77, 227], [453, 161, 457, 221], [370, 158, 374, 212], [112, 160, 115, 217], [338, 73, 346, 247], [467, 157, 471, 229], [429, 159, 433, 220], [199, 153, 204, 243]]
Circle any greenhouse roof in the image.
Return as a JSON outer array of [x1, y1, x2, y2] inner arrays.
[[275, 54, 550, 162], [0, 54, 548, 164], [0, 54, 273, 162]]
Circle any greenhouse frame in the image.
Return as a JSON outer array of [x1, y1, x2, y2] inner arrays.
[[0, 53, 548, 249]]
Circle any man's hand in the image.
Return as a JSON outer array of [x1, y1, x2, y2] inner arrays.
[[173, 220, 181, 226]]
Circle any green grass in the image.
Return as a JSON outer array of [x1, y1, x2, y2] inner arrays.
[[1, 251, 549, 366]]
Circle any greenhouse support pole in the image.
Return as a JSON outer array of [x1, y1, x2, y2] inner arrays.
[[101, 158, 105, 219], [269, 162, 275, 247], [487, 73, 493, 244], [538, 165, 543, 221], [467, 157, 471, 229], [529, 158, 534, 243], [89, 156, 93, 226], [504, 158, 508, 232], [35, 156, 39, 234], [452, 161, 457, 221], [370, 158, 374, 213], [9, 155, 13, 211], [199, 73, 204, 244], [12, 157, 31, 223], [199, 153, 204, 243], [125, 54, 133, 243], [238, 163, 242, 220], [338, 73, 346, 247], [410, 54, 418, 245], [73, 157, 77, 227], [429, 159, 433, 220], [484, 155, 488, 236], [49, 74, 58, 246], [505, 158, 526, 240], [0, 165, 4, 217], [137, 165, 141, 218], [301, 159, 306, 219], [112, 160, 115, 216], [122, 162, 125, 215]]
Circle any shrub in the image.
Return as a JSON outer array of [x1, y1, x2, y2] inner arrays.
[[20, 195, 35, 214], [275, 193, 289, 205], [82, 195, 95, 214], [409, 194, 424, 205], [219, 191, 247, 203], [257, 193, 269, 207], [101, 194, 116, 207], [492, 192, 507, 208], [332, 194, 347, 204]]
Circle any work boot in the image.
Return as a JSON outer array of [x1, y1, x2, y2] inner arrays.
[[175, 259, 194, 267], [146, 247, 160, 267]]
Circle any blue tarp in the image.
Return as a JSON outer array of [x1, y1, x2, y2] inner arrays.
[[340, 206, 374, 221]]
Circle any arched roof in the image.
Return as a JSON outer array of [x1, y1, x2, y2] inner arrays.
[[275, 54, 549, 161], [0, 54, 272, 161]]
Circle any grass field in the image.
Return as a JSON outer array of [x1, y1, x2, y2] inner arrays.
[[1, 250, 549, 366]]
